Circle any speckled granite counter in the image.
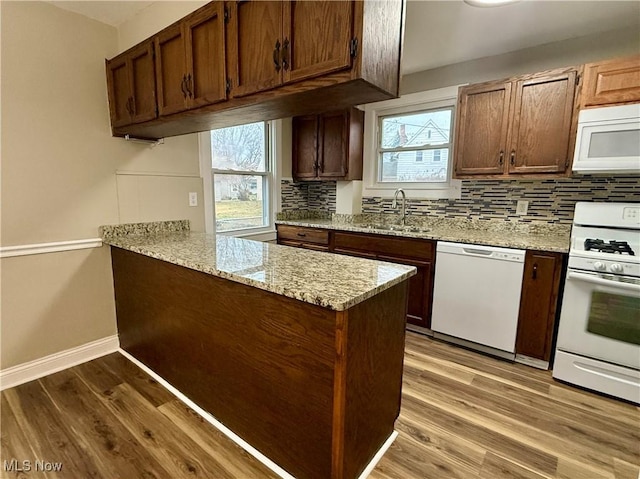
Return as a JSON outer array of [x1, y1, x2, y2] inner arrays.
[[100, 221, 416, 311], [276, 214, 571, 253]]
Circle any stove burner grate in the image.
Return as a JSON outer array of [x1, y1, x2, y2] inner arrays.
[[584, 239, 636, 256]]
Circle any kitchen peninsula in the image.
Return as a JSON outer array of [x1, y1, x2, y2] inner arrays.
[[100, 220, 416, 479]]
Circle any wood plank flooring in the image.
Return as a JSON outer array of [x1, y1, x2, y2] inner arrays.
[[2, 332, 638, 479]]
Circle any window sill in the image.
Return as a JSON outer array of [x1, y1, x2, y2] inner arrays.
[[362, 179, 462, 200], [217, 229, 277, 242]]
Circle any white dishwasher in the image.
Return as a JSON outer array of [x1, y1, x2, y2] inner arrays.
[[431, 241, 525, 356]]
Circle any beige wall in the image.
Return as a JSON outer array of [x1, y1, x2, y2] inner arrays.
[[0, 1, 206, 369], [401, 26, 640, 94]]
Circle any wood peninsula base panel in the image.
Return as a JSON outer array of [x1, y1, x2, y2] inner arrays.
[[111, 247, 408, 479]]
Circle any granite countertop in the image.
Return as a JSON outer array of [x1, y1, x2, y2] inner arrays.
[[100, 221, 416, 311], [276, 214, 571, 253]]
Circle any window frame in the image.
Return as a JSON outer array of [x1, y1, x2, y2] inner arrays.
[[361, 85, 464, 199], [199, 120, 281, 241]]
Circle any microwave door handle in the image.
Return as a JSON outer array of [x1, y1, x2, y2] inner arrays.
[[567, 271, 640, 293]]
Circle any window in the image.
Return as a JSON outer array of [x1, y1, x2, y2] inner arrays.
[[209, 121, 272, 233], [362, 85, 462, 199]]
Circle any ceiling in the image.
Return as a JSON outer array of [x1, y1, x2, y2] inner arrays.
[[50, 0, 640, 75]]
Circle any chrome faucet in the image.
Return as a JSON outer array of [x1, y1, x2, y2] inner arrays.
[[392, 188, 407, 225]]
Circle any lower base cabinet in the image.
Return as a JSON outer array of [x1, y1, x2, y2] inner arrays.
[[277, 225, 567, 367], [515, 250, 566, 365], [277, 225, 435, 329]]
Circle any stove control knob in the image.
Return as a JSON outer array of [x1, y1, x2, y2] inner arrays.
[[593, 261, 606, 271], [610, 263, 624, 274]]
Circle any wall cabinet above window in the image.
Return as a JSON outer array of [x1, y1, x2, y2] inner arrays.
[[453, 67, 579, 179], [105, 0, 405, 140]]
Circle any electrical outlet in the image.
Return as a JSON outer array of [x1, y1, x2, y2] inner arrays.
[[189, 192, 198, 207], [516, 200, 529, 216]]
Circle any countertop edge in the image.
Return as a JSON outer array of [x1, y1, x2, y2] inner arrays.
[[104, 237, 417, 312], [275, 219, 570, 254]]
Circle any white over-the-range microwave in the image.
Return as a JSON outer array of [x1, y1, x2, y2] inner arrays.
[[572, 103, 640, 174]]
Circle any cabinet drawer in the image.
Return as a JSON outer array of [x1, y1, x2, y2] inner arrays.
[[277, 225, 329, 246], [333, 231, 435, 260]]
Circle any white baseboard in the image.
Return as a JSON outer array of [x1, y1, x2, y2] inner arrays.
[[0, 335, 120, 390], [119, 348, 397, 479]]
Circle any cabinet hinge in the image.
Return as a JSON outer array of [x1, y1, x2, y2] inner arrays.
[[226, 78, 232, 94], [349, 37, 358, 58], [224, 7, 229, 23]]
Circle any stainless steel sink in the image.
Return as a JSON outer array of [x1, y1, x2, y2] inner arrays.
[[362, 224, 430, 234]]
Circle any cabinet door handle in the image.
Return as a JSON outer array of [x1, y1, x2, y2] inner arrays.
[[180, 74, 188, 98], [186, 73, 193, 98], [498, 150, 504, 166], [532, 263, 538, 280], [273, 40, 281, 72], [281, 38, 290, 71], [510, 150, 516, 166]]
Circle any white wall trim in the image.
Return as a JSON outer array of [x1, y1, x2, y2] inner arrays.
[[119, 348, 296, 479], [115, 170, 200, 178], [120, 348, 397, 479], [0, 238, 103, 258], [0, 335, 120, 390]]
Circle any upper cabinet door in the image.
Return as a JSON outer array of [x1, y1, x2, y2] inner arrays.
[[508, 71, 576, 175], [106, 55, 132, 128], [454, 82, 511, 176], [184, 2, 227, 109], [106, 40, 156, 128], [282, 1, 354, 84], [227, 1, 283, 98], [581, 55, 640, 108], [292, 115, 319, 180], [319, 110, 348, 178], [155, 24, 188, 116], [129, 41, 157, 124]]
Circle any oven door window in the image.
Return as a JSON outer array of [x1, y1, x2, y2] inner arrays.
[[587, 291, 640, 345]]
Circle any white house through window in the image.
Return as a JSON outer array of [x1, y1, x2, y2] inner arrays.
[[378, 107, 453, 183]]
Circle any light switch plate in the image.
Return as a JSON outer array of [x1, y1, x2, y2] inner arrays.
[[516, 200, 529, 215], [189, 192, 198, 207]]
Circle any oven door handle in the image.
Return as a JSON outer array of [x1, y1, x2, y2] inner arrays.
[[567, 271, 640, 293]]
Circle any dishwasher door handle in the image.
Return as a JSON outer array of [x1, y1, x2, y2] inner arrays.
[[462, 248, 494, 256]]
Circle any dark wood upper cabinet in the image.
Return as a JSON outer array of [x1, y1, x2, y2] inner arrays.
[[282, 1, 355, 84], [508, 71, 576, 175], [453, 67, 579, 179], [156, 2, 227, 116], [580, 54, 640, 109], [107, 0, 405, 140], [227, 1, 283, 98], [185, 2, 227, 109], [106, 40, 157, 128], [516, 251, 565, 367], [454, 81, 511, 176], [292, 115, 319, 180], [292, 108, 363, 181]]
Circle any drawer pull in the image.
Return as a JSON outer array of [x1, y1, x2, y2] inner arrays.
[[297, 232, 306, 237]]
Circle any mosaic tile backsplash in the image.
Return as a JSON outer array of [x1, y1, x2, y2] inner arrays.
[[281, 180, 336, 213], [281, 176, 640, 225]]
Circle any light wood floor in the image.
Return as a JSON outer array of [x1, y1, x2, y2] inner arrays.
[[2, 333, 638, 479]]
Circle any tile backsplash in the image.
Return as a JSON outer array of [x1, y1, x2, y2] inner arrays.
[[281, 176, 640, 225], [281, 180, 336, 212]]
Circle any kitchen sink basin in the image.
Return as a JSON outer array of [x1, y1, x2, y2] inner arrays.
[[362, 224, 430, 234]]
